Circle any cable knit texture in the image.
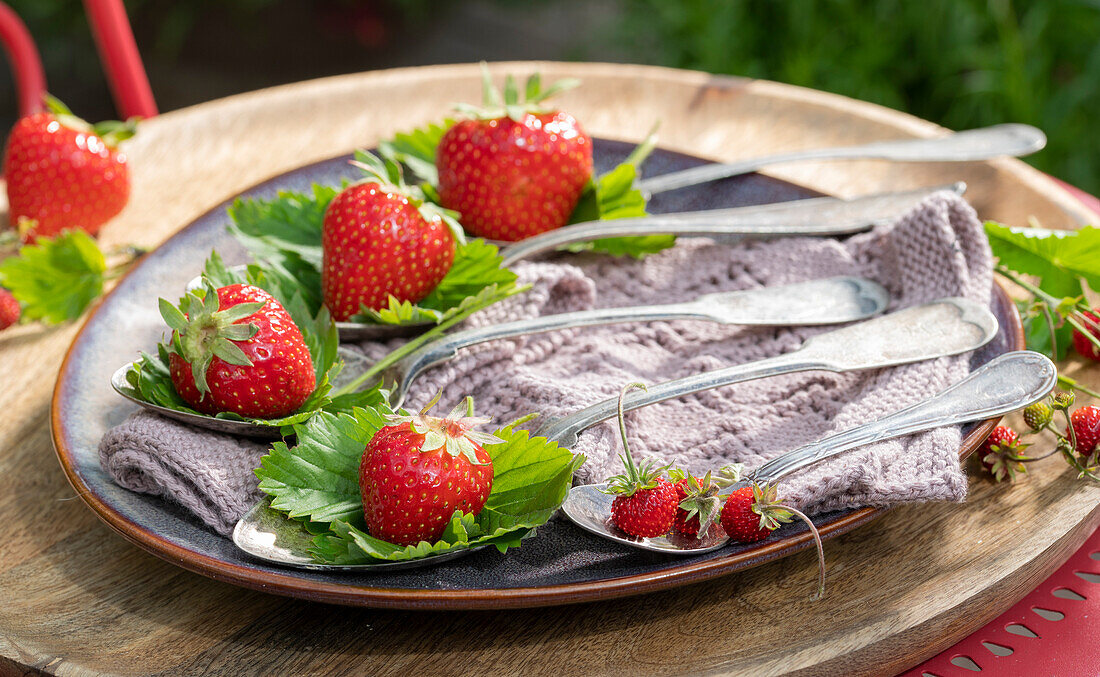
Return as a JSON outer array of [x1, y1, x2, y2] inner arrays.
[[99, 191, 991, 536]]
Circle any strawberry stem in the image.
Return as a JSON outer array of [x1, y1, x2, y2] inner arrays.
[[1058, 375, 1100, 400], [783, 504, 826, 600], [616, 382, 647, 481]]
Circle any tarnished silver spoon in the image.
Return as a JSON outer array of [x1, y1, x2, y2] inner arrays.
[[231, 297, 997, 570], [637, 123, 1044, 196], [562, 350, 1056, 554], [191, 183, 962, 341]]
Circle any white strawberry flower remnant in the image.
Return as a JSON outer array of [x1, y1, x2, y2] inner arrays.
[[384, 394, 504, 464]]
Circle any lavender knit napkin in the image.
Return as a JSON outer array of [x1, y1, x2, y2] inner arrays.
[[99, 191, 991, 536]]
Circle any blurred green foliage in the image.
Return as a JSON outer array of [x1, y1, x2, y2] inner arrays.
[[616, 0, 1100, 194]]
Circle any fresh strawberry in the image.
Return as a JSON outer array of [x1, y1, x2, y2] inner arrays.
[[3, 95, 135, 242], [1072, 309, 1100, 361], [602, 382, 677, 538], [1022, 401, 1054, 432], [0, 288, 20, 330], [322, 152, 458, 321], [979, 425, 1029, 482], [436, 69, 593, 241], [721, 485, 778, 543], [359, 395, 502, 546], [1070, 405, 1100, 463], [162, 282, 316, 419], [720, 481, 827, 598], [670, 465, 743, 538]]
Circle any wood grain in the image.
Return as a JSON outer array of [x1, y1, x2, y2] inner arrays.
[[1, 62, 1099, 676]]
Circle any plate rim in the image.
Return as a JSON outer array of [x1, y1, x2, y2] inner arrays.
[[49, 144, 1025, 610]]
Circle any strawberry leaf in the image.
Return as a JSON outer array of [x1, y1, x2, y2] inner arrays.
[[255, 409, 583, 564], [227, 184, 340, 271], [984, 222, 1100, 299], [0, 230, 107, 324], [378, 118, 455, 187]]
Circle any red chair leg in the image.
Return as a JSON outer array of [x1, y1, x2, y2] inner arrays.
[[0, 1, 47, 117], [82, 0, 157, 119]]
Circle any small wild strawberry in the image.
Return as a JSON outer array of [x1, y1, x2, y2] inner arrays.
[[3, 95, 135, 242], [359, 395, 502, 546], [603, 383, 677, 538], [1072, 308, 1100, 361], [979, 426, 1029, 483], [670, 465, 742, 538], [436, 68, 594, 241], [1070, 405, 1100, 464], [0, 289, 20, 330], [162, 281, 316, 419], [322, 152, 459, 321], [720, 481, 826, 598], [1023, 402, 1053, 432]]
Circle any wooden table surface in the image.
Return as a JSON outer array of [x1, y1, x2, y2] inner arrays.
[[2, 62, 1099, 677]]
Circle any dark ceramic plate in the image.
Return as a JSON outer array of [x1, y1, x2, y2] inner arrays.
[[51, 140, 1024, 610]]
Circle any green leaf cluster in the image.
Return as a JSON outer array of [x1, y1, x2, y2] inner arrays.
[[0, 230, 106, 324], [985, 222, 1100, 359], [254, 411, 583, 564]]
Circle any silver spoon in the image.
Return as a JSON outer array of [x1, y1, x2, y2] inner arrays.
[[637, 123, 1045, 196], [231, 297, 997, 571], [562, 350, 1056, 554], [116, 277, 887, 439], [191, 183, 962, 340], [348, 276, 888, 409], [534, 297, 999, 449]]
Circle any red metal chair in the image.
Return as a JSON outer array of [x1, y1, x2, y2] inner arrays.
[[0, 0, 157, 119]]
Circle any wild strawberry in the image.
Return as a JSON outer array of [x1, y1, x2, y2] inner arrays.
[[1072, 309, 1100, 361], [0, 289, 19, 330], [436, 69, 593, 241], [3, 95, 135, 242], [1023, 402, 1054, 432], [162, 281, 316, 419], [979, 426, 1029, 483], [670, 465, 743, 538], [1070, 405, 1100, 463], [721, 481, 826, 598], [322, 152, 458, 321], [359, 395, 502, 546], [603, 382, 677, 538]]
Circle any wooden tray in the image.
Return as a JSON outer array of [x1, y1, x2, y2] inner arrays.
[[3, 62, 1098, 675]]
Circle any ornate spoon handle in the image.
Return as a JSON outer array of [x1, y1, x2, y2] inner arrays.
[[751, 351, 1056, 483], [637, 124, 1045, 195]]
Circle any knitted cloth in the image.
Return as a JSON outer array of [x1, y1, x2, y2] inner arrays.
[[99, 191, 991, 536]]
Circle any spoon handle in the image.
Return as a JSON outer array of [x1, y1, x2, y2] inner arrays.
[[751, 351, 1057, 484], [386, 278, 887, 408], [498, 183, 964, 267], [637, 124, 1045, 195]]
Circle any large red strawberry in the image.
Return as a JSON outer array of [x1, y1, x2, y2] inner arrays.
[[436, 70, 594, 242], [1070, 405, 1100, 463], [0, 289, 20, 330], [1072, 308, 1100, 361], [162, 282, 316, 419], [603, 383, 677, 538], [359, 396, 502, 546], [322, 153, 458, 321], [3, 96, 135, 242]]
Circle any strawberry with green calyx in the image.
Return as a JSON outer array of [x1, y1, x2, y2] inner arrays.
[[669, 464, 743, 538], [602, 382, 678, 538], [162, 281, 316, 419], [1023, 401, 1054, 432], [0, 289, 20, 330], [1070, 405, 1100, 465], [436, 65, 594, 242], [322, 151, 462, 321], [979, 426, 1031, 483], [4, 95, 137, 242], [359, 393, 503, 546], [721, 481, 826, 599]]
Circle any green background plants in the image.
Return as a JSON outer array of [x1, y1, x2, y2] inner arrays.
[[2, 0, 1098, 193]]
